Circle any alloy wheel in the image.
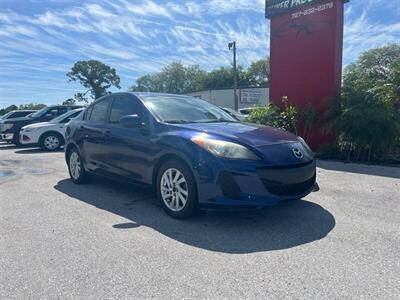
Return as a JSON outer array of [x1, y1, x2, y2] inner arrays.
[[160, 168, 188, 212], [69, 152, 81, 180]]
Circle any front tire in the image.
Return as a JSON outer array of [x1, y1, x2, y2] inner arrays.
[[12, 131, 21, 146], [156, 160, 198, 219], [67, 148, 92, 184]]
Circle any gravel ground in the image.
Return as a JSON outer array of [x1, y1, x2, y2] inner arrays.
[[0, 142, 399, 299]]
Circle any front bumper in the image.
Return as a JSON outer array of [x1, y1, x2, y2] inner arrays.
[[0, 133, 14, 141], [195, 157, 317, 208], [19, 132, 35, 145]]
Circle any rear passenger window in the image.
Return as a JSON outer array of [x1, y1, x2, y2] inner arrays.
[[57, 108, 68, 116], [89, 99, 111, 122], [109, 96, 143, 124]]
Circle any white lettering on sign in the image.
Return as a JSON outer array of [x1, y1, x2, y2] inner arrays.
[[270, 0, 290, 9], [291, 2, 334, 18], [241, 90, 262, 104], [291, 0, 314, 7]]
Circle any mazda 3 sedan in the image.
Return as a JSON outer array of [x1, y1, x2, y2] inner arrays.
[[65, 92, 317, 219]]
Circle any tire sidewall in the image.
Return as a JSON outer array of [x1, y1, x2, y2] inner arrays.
[[156, 160, 198, 219]]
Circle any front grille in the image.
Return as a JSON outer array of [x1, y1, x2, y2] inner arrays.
[[261, 173, 316, 197]]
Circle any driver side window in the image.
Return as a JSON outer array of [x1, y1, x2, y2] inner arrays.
[[109, 96, 143, 124]]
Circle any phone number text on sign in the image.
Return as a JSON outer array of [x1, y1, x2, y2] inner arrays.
[[291, 2, 334, 19]]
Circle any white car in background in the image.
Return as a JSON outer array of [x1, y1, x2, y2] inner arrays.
[[221, 107, 246, 122], [238, 107, 260, 117], [19, 108, 84, 151]]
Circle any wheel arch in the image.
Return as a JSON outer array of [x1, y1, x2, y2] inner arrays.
[[152, 153, 194, 187], [65, 142, 80, 163]]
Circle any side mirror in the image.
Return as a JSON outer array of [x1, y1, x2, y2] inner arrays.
[[119, 114, 142, 128]]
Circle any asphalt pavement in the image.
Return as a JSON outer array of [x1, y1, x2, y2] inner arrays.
[[0, 142, 399, 299]]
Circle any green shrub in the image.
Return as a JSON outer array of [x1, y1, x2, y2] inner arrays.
[[245, 96, 298, 134]]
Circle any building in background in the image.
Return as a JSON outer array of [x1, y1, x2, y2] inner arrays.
[[186, 87, 269, 110]]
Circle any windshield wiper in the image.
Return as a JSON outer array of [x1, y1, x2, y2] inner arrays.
[[198, 118, 238, 123], [164, 119, 192, 124]]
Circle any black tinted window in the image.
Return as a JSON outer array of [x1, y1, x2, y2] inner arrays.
[[11, 111, 29, 118], [89, 99, 111, 122], [45, 109, 59, 119], [109, 96, 143, 124], [57, 108, 68, 116], [61, 111, 81, 123]]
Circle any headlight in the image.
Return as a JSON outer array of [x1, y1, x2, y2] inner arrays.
[[191, 136, 260, 160], [298, 137, 313, 154], [3, 123, 13, 130]]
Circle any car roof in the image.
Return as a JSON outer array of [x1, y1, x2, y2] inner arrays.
[[13, 109, 36, 112], [108, 92, 192, 98]]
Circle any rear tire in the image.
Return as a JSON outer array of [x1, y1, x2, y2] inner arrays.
[[156, 159, 198, 219], [67, 148, 92, 184], [40, 132, 63, 151]]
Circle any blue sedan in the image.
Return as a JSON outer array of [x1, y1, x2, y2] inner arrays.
[[65, 92, 316, 219]]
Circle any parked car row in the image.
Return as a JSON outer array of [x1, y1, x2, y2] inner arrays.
[[0, 105, 82, 146]]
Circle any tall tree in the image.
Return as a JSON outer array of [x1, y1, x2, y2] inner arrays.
[[18, 103, 46, 110], [62, 98, 76, 105], [333, 44, 400, 161], [246, 59, 269, 87], [130, 61, 207, 94], [67, 60, 121, 102]]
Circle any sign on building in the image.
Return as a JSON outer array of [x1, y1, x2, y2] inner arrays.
[[240, 90, 262, 104], [265, 0, 344, 18]]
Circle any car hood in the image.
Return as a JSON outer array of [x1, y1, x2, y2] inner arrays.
[[2, 116, 34, 123], [174, 122, 298, 147], [22, 122, 53, 130]]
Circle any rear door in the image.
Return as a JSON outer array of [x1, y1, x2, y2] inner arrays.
[[103, 94, 155, 182], [81, 97, 113, 174]]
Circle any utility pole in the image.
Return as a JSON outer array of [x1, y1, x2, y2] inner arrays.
[[228, 41, 238, 111]]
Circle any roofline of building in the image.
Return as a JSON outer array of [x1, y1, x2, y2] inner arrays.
[[186, 85, 269, 94]]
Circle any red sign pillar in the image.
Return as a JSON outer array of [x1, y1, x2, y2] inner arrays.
[[268, 0, 347, 149]]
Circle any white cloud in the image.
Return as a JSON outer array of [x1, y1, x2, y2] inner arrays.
[[0, 0, 398, 105]]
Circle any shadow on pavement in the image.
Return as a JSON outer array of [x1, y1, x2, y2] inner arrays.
[[54, 177, 335, 254], [14, 148, 64, 154], [0, 142, 19, 150], [317, 160, 400, 179]]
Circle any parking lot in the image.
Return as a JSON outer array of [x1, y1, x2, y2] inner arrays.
[[0, 141, 399, 298]]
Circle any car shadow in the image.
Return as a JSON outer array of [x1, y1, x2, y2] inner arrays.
[[317, 160, 400, 179], [14, 148, 64, 154], [54, 177, 335, 254], [0, 142, 19, 150]]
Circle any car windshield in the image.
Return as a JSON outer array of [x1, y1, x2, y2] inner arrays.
[[141, 95, 238, 124], [0, 111, 13, 119], [29, 107, 48, 118]]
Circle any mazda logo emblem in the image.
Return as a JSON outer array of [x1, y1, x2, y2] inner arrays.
[[292, 148, 303, 159]]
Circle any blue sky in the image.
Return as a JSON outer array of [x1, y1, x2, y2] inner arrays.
[[0, 0, 399, 106]]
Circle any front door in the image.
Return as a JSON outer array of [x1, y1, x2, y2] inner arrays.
[[103, 95, 155, 182]]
